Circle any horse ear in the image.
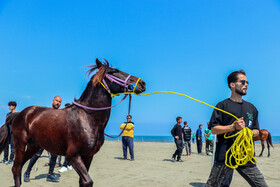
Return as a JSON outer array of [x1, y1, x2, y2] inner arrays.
[[96, 58, 102, 68]]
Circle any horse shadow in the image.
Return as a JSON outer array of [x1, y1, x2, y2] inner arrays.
[[189, 182, 206, 187], [33, 173, 61, 180]]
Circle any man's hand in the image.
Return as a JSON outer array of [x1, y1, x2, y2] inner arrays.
[[234, 117, 245, 130], [198, 137, 200, 141], [252, 129, 259, 137], [175, 136, 179, 140]]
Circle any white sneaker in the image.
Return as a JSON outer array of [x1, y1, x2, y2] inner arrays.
[[208, 152, 213, 156], [67, 166, 73, 170], [58, 166, 68, 173]]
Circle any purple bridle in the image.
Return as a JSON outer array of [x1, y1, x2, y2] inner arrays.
[[102, 74, 132, 94], [73, 73, 133, 111]]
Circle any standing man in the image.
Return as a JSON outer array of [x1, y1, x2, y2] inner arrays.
[[205, 70, 267, 187], [182, 121, 192, 156], [171, 116, 183, 162], [192, 132, 196, 144], [120, 115, 135, 161], [0, 101, 18, 164], [204, 124, 213, 156], [24, 96, 62, 183], [196, 124, 203, 154]]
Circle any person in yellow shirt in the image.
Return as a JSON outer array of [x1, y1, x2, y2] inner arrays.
[[120, 115, 134, 161]]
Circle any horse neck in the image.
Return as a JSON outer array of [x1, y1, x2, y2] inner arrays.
[[78, 80, 112, 108]]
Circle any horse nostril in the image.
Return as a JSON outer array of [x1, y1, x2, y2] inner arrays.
[[142, 81, 146, 86]]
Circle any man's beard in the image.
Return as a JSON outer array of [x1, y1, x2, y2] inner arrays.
[[235, 87, 247, 96], [52, 104, 60, 109]]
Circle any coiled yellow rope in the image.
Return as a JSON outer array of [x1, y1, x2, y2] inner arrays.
[[102, 79, 256, 168], [224, 127, 256, 168]]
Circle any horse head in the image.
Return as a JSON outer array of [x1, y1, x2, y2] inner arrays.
[[88, 58, 146, 95]]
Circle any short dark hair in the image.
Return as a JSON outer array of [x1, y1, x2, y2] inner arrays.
[[176, 116, 182, 122], [199, 124, 203, 128], [183, 121, 187, 125], [227, 70, 246, 88], [8, 101, 17, 107], [127, 115, 132, 119]]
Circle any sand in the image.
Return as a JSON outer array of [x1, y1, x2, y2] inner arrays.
[[0, 141, 279, 187]]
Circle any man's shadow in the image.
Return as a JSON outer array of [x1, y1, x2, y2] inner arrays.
[[162, 159, 176, 162]]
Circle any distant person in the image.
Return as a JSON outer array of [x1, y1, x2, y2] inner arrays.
[[24, 96, 62, 183], [0, 101, 18, 165], [120, 115, 135, 161], [205, 70, 267, 186], [182, 121, 192, 156], [204, 124, 213, 156], [192, 133, 196, 144], [59, 103, 73, 173], [196, 124, 203, 154], [171, 116, 183, 162]]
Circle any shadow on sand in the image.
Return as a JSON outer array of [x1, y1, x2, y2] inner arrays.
[[189, 182, 205, 187], [33, 173, 61, 181], [162, 159, 176, 162]]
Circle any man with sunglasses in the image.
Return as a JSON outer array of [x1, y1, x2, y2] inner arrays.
[[120, 115, 135, 161], [205, 70, 267, 187]]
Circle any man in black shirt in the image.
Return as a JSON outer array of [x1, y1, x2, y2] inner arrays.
[[0, 101, 18, 165], [182, 121, 192, 156], [171, 116, 183, 162], [205, 70, 267, 187]]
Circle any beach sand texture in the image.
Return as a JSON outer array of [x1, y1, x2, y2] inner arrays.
[[0, 141, 279, 187]]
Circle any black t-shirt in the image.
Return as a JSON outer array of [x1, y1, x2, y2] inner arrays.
[[208, 98, 259, 164], [182, 126, 192, 141], [6, 112, 19, 133], [171, 124, 183, 140]]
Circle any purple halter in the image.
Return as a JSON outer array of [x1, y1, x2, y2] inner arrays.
[[73, 73, 133, 111], [102, 74, 132, 94]]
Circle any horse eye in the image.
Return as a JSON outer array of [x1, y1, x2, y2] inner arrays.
[[108, 69, 119, 74]]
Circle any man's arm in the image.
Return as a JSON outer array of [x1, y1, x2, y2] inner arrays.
[[211, 117, 245, 135]]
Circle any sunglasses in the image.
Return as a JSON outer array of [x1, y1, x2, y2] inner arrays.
[[236, 80, 249, 85]]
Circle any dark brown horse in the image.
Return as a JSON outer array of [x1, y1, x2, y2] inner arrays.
[[0, 58, 146, 187], [253, 129, 273, 157]]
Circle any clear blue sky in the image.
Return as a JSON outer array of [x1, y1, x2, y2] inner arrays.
[[0, 0, 279, 136]]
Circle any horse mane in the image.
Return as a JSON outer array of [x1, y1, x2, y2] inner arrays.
[[87, 58, 110, 86]]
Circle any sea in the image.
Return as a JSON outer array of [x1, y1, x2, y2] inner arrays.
[[106, 135, 280, 144]]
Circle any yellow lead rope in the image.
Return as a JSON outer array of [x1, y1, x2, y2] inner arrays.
[[102, 80, 256, 168]]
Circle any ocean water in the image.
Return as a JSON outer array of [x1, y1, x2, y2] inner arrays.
[[106, 135, 280, 144]]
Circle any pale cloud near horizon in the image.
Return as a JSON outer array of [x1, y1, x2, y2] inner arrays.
[[21, 95, 32, 99]]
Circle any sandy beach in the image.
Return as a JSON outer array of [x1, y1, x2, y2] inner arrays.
[[0, 141, 279, 187]]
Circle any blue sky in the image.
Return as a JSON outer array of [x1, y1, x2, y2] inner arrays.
[[0, 0, 279, 136]]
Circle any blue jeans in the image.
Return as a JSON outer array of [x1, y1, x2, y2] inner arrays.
[[122, 136, 134, 159]]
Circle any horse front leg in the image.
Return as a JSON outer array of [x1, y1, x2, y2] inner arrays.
[[68, 155, 93, 187]]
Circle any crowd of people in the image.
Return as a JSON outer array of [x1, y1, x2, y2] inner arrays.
[[170, 117, 214, 162]]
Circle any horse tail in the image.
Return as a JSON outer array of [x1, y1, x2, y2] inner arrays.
[[0, 120, 12, 154], [267, 132, 274, 148]]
